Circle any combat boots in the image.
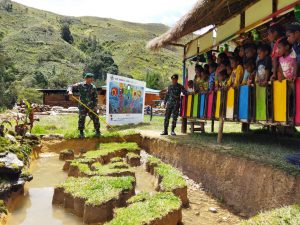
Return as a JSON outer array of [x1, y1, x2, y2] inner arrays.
[[95, 130, 101, 137], [79, 130, 85, 139], [160, 127, 168, 136], [171, 127, 176, 136]]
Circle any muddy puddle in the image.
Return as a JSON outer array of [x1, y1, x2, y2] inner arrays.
[[7, 153, 82, 225], [6, 150, 241, 225]]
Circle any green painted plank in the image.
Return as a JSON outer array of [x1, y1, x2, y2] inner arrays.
[[256, 85, 267, 121], [193, 94, 199, 118]]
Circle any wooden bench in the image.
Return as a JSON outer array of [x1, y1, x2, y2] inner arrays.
[[188, 119, 206, 134]]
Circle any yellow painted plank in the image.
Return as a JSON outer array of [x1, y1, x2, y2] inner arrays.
[[273, 80, 287, 122], [226, 88, 235, 119], [215, 91, 221, 119], [186, 94, 193, 117]]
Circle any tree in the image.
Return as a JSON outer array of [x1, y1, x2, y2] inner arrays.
[[85, 50, 119, 81], [60, 23, 73, 44], [145, 71, 163, 89], [1, 0, 13, 12], [79, 36, 103, 54], [17, 88, 43, 104], [0, 47, 17, 109], [34, 71, 48, 88]]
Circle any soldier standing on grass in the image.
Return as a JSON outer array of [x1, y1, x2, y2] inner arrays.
[[67, 73, 101, 138], [161, 74, 187, 136]]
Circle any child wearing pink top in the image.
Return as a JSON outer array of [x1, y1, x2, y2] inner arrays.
[[278, 38, 297, 80], [278, 37, 297, 120]]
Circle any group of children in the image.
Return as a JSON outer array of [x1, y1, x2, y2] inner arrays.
[[188, 22, 300, 94]]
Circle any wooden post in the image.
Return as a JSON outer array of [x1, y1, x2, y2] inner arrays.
[[217, 115, 224, 144], [181, 118, 187, 134], [191, 122, 194, 134], [211, 119, 215, 133]]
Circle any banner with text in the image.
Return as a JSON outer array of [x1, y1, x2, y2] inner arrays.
[[106, 74, 146, 125]]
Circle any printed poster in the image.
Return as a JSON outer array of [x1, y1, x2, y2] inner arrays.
[[106, 74, 146, 125]]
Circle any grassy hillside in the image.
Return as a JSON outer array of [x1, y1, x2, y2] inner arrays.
[[0, 1, 182, 89]]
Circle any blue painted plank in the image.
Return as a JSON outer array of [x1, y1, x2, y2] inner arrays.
[[239, 86, 249, 120], [199, 94, 206, 118]]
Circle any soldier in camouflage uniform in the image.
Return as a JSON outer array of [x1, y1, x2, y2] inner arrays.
[[161, 74, 187, 136], [67, 73, 100, 138]]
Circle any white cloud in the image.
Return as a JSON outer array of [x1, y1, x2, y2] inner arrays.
[[12, 0, 198, 26]]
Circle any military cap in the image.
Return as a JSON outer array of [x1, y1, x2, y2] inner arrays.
[[84, 73, 94, 79], [171, 74, 179, 80]]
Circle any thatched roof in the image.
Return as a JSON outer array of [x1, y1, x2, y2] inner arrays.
[[147, 0, 257, 50]]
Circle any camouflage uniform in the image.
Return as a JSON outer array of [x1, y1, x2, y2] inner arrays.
[[164, 83, 186, 132], [67, 82, 100, 131]]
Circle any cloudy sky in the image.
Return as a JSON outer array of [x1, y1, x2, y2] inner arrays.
[[13, 0, 198, 26]]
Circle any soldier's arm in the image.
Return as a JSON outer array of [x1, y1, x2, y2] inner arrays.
[[67, 82, 81, 94], [181, 84, 187, 95], [92, 87, 98, 109], [164, 86, 170, 104]]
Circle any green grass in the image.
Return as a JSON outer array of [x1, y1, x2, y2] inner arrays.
[[0, 200, 7, 215], [69, 158, 96, 165], [83, 142, 139, 159], [71, 158, 133, 177], [106, 192, 181, 225], [147, 156, 186, 191], [60, 149, 73, 154], [126, 192, 151, 204], [71, 161, 91, 174], [90, 161, 134, 176], [110, 157, 123, 163], [126, 152, 141, 160], [31, 114, 138, 138], [240, 204, 300, 225], [58, 176, 135, 206]]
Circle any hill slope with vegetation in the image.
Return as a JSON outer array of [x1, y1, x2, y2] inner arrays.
[[0, 0, 182, 108]]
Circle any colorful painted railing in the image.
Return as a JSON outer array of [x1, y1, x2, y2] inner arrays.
[[180, 78, 300, 125]]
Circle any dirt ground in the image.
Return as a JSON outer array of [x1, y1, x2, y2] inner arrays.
[[183, 180, 242, 225]]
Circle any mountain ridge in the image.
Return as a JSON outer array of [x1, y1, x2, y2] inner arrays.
[[0, 1, 182, 89]]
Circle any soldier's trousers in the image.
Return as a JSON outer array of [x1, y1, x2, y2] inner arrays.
[[78, 108, 100, 131], [164, 103, 180, 131]]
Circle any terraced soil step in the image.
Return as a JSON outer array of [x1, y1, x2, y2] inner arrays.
[[52, 176, 135, 224], [83, 142, 140, 164], [146, 156, 188, 207], [126, 152, 141, 167], [106, 192, 182, 225], [67, 160, 135, 178]]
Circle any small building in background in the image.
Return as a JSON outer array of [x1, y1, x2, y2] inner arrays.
[[38, 86, 161, 108], [37, 88, 105, 108]]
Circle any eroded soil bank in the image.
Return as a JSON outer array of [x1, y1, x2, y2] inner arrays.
[[139, 135, 300, 217], [39, 133, 300, 218]]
